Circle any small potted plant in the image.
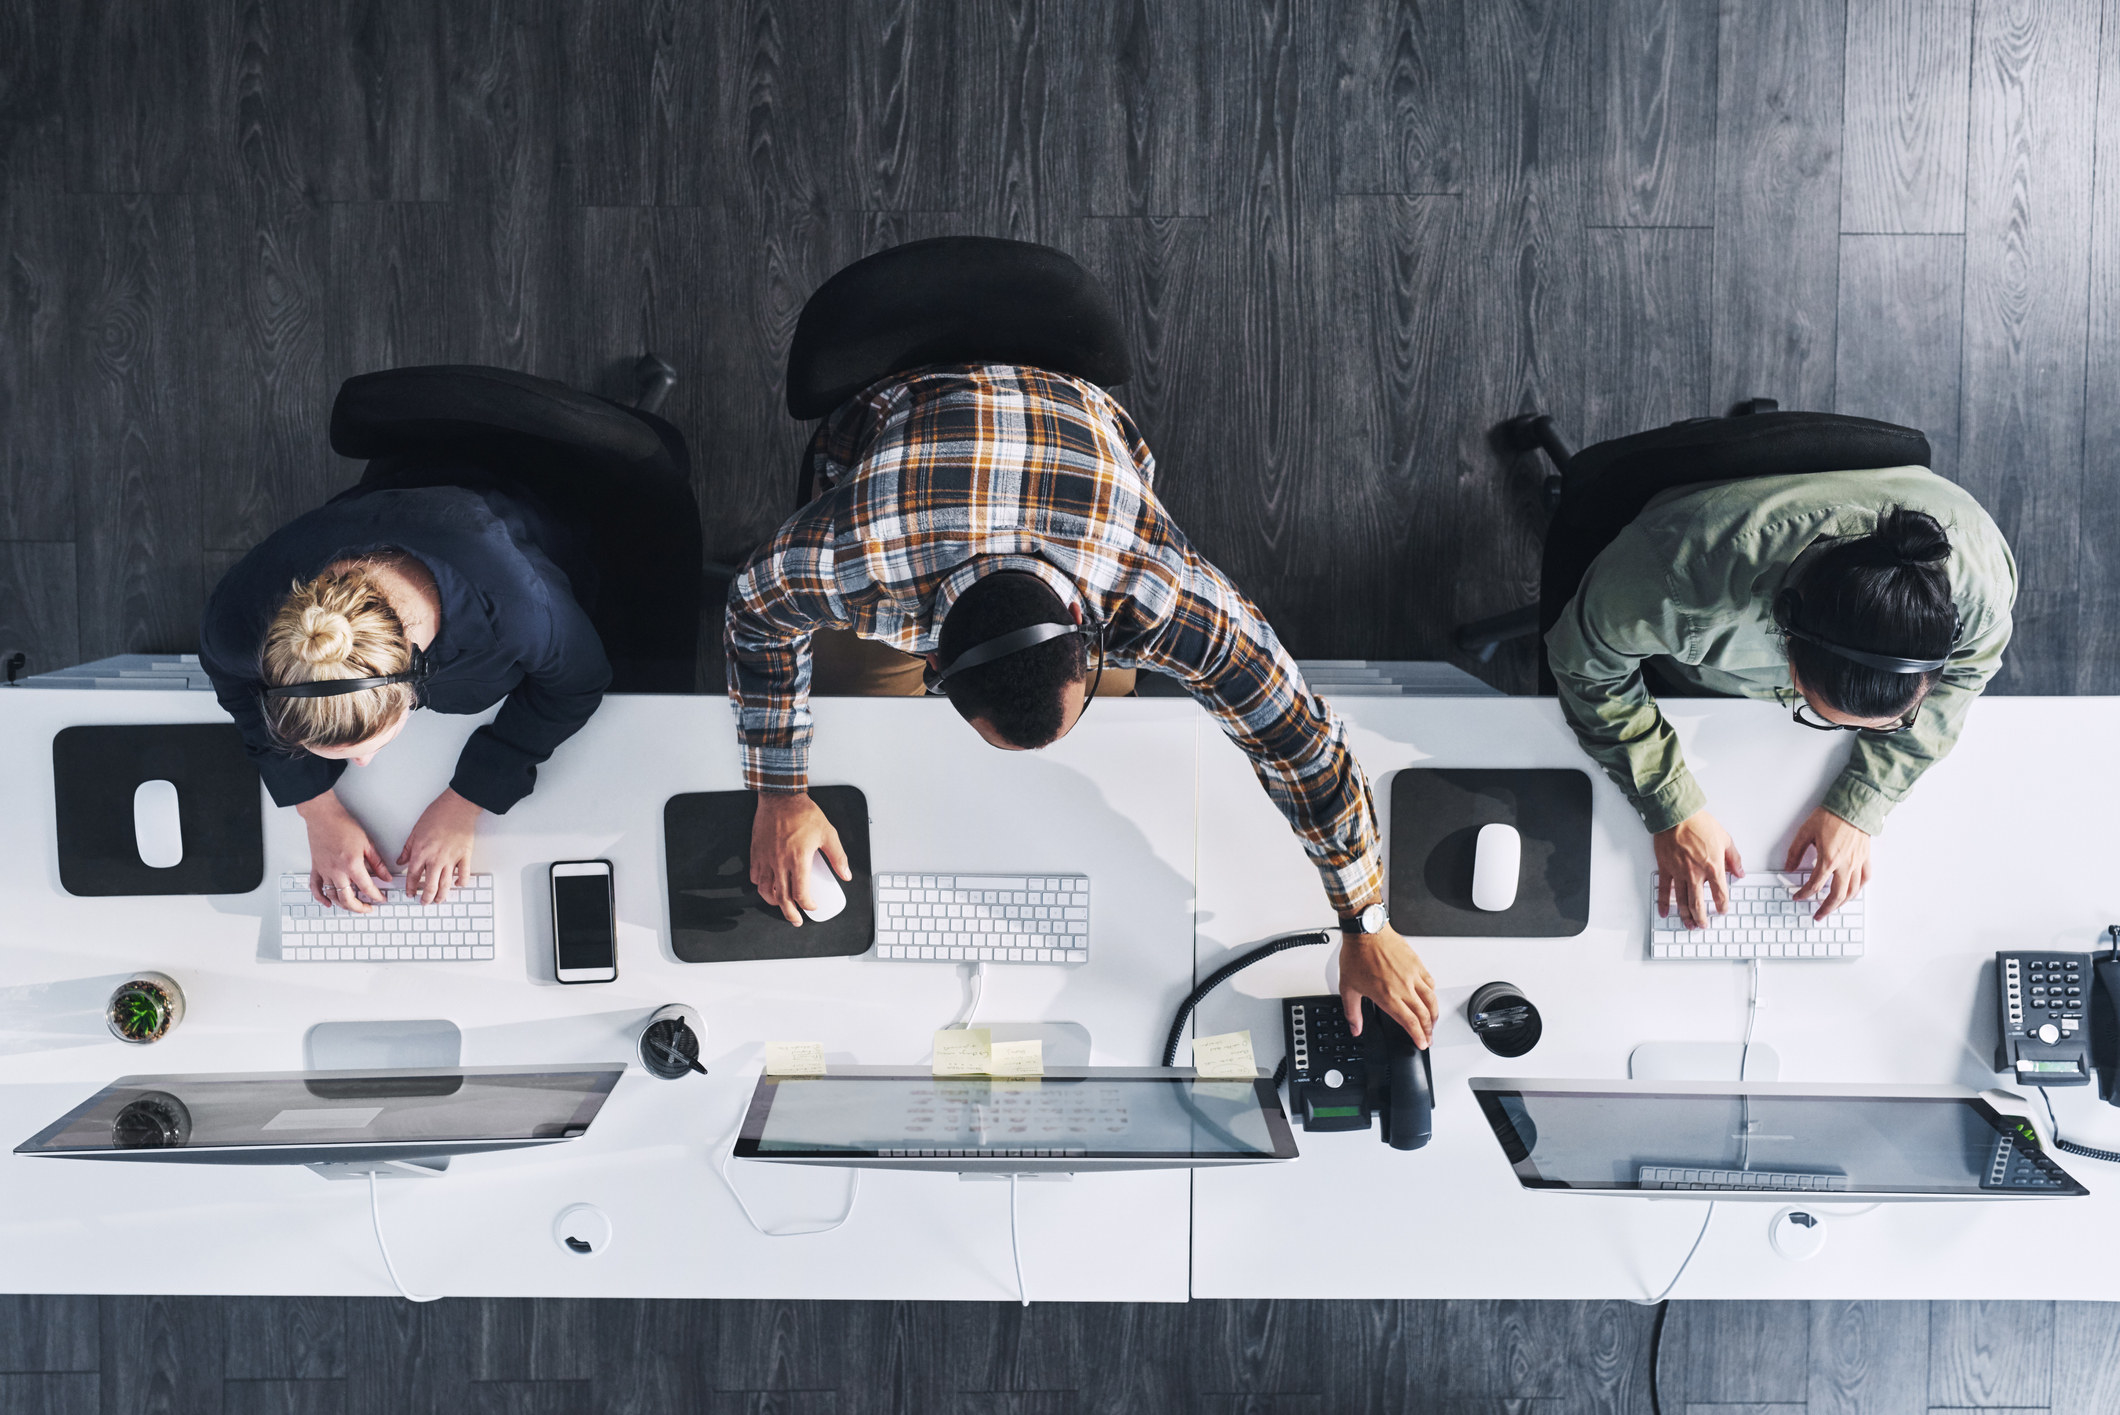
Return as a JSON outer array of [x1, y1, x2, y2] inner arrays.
[[106, 972, 184, 1044]]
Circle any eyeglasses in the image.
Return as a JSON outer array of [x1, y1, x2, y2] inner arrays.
[[1784, 695, 1917, 736]]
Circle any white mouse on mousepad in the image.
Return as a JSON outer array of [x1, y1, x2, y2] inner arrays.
[[132, 779, 184, 869], [801, 849, 847, 922], [1471, 822, 1520, 912]]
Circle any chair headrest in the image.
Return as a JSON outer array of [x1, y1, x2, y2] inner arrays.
[[786, 237, 1133, 419], [330, 365, 669, 468]]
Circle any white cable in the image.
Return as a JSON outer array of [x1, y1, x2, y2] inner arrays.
[[1740, 957, 1762, 1080], [367, 1171, 442, 1303], [1631, 1201, 1716, 1306], [946, 961, 986, 1029], [716, 1086, 860, 1238], [1009, 1173, 1030, 1306]]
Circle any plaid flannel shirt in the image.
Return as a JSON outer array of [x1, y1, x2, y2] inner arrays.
[[724, 364, 1383, 914]]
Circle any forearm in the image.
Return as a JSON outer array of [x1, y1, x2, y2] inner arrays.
[[1826, 669, 1988, 833], [1550, 656, 1703, 832]]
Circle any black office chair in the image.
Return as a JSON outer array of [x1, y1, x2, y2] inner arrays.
[[329, 362, 704, 693], [783, 235, 1133, 503], [1453, 400, 1933, 688]]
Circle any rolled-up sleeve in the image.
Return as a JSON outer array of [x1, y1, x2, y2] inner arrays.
[[724, 504, 845, 794]]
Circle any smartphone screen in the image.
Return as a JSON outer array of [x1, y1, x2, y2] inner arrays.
[[551, 861, 617, 983]]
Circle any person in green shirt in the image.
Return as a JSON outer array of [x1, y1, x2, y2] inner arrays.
[[1544, 467, 2016, 929]]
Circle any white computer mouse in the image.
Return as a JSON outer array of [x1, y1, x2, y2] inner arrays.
[[1471, 821, 1520, 912], [800, 849, 847, 923], [133, 778, 184, 869]]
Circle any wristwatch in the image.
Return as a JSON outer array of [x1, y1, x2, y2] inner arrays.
[[1338, 901, 1388, 935]]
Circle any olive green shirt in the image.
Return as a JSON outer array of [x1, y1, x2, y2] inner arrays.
[[1545, 466, 2017, 836]]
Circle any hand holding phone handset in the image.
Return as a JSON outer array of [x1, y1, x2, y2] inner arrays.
[[551, 860, 618, 984]]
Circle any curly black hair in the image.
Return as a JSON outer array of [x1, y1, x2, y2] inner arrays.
[[937, 572, 1086, 747]]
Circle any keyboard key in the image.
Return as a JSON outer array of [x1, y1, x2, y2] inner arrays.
[[868, 872, 1090, 965], [278, 873, 500, 963]]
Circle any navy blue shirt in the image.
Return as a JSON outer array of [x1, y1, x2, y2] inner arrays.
[[199, 486, 611, 813]]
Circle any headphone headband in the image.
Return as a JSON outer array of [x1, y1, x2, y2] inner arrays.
[[262, 644, 433, 700], [1773, 590, 1955, 675], [929, 621, 1085, 688]]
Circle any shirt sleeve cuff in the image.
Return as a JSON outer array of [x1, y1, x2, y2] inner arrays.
[[1821, 776, 1891, 835], [1319, 851, 1385, 919], [1635, 771, 1709, 835], [743, 743, 810, 795]]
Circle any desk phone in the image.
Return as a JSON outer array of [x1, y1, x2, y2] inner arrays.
[[1994, 951, 2092, 1086]]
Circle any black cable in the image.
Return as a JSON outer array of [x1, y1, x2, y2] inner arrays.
[[1647, 1300, 1669, 1415], [2042, 1087, 2120, 1163], [1161, 931, 1332, 1067]]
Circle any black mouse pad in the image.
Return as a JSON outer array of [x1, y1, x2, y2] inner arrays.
[[664, 785, 873, 962], [1387, 768, 1591, 937], [53, 724, 265, 897]]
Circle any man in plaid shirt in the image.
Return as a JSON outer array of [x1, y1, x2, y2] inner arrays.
[[726, 364, 1437, 1044]]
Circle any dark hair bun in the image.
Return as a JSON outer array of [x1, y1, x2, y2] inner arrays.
[[1876, 507, 1950, 568]]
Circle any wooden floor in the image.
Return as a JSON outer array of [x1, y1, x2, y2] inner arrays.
[[2, 0, 2117, 693], [0, 1295, 2106, 1412], [2, 1, 2116, 1406]]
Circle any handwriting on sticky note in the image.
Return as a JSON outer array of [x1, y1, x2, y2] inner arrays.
[[988, 1038, 1044, 1077], [932, 1027, 992, 1075], [764, 1041, 826, 1076], [1191, 1030, 1258, 1079]]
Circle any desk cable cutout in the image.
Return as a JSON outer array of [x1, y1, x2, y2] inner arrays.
[[715, 1071, 861, 1238], [367, 1172, 442, 1303]]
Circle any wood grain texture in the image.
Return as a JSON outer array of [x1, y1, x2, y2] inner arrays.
[[1673, 1300, 1810, 1404], [224, 1379, 347, 1415], [1682, 1406, 1805, 1415], [343, 1294, 476, 1415], [327, 201, 456, 386], [1928, 1300, 2052, 1408], [957, 0, 1081, 244], [1808, 1300, 1929, 1415], [1085, 0, 1219, 216], [0, 1374, 97, 1415], [1834, 234, 1965, 479], [0, 190, 72, 541], [557, 0, 711, 207], [1957, 0, 2100, 695], [222, 1297, 347, 1380], [1436, 1302, 1579, 1398], [2073, 0, 2120, 693], [100, 1296, 224, 1415], [1190, 1397, 1320, 1415], [465, 1381, 595, 1415], [1588, 0, 1719, 226], [1709, 0, 1844, 415], [1182, 1301, 1329, 1401], [1313, 1301, 1443, 1415], [444, 0, 563, 205], [1840, 0, 1972, 234], [0, 0, 64, 194], [844, 0, 957, 213], [61, 0, 206, 195], [65, 195, 204, 659], [322, 0, 451, 202], [2051, 1301, 2120, 1415], [1331, 0, 1466, 196], [0, 1295, 95, 1375], [707, 1393, 842, 1415], [1583, 226, 1713, 445]]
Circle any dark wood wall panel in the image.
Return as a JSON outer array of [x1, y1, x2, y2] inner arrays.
[[1708, 0, 1844, 415], [1840, 0, 1972, 235], [1806, 1300, 1927, 1415], [1927, 1299, 2053, 1409], [1583, 226, 1713, 444], [1330, 0, 1465, 197], [1084, 0, 1219, 218], [1587, 0, 1718, 228], [2075, 0, 2120, 694]]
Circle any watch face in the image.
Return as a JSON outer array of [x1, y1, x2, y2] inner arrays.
[[1346, 903, 1386, 933]]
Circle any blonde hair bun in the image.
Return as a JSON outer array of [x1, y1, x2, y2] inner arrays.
[[294, 604, 357, 666]]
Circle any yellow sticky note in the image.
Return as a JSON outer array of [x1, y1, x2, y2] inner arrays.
[[932, 1027, 993, 1075], [988, 1038, 1044, 1077], [1190, 1029, 1258, 1079], [764, 1041, 826, 1076], [1190, 1080, 1258, 1103]]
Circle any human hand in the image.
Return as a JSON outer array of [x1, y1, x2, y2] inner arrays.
[[751, 791, 851, 927], [1653, 810, 1744, 930], [1784, 806, 1871, 920], [1336, 924, 1439, 1047], [295, 790, 391, 912], [397, 788, 483, 904]]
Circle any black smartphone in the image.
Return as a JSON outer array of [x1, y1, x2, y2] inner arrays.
[[550, 859, 617, 984]]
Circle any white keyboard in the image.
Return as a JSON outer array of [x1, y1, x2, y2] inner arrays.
[[1638, 1165, 1850, 1192], [1648, 871, 1865, 959], [276, 872, 497, 962], [871, 873, 1089, 964]]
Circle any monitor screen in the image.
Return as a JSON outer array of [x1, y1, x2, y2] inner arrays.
[[734, 1070, 1298, 1165], [16, 1066, 624, 1161], [1471, 1081, 2087, 1197]]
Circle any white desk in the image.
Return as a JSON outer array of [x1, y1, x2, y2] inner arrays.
[[1189, 696, 2120, 1300], [0, 690, 1203, 1300]]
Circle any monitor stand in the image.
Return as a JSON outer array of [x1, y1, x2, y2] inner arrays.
[[1628, 1040, 1781, 1082], [302, 1020, 463, 1181], [958, 1022, 1089, 1183]]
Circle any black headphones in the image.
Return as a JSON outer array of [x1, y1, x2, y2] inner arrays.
[[1772, 589, 1957, 676], [923, 571, 1108, 696], [261, 644, 434, 701]]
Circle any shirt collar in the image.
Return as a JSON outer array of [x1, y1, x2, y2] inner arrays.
[[930, 550, 1079, 629]]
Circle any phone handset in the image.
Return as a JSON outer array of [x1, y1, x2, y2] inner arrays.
[[1281, 994, 1433, 1151]]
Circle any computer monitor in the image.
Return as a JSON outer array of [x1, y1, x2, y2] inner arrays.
[[1469, 1078, 2086, 1199], [734, 1066, 1300, 1174], [15, 1065, 625, 1177]]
